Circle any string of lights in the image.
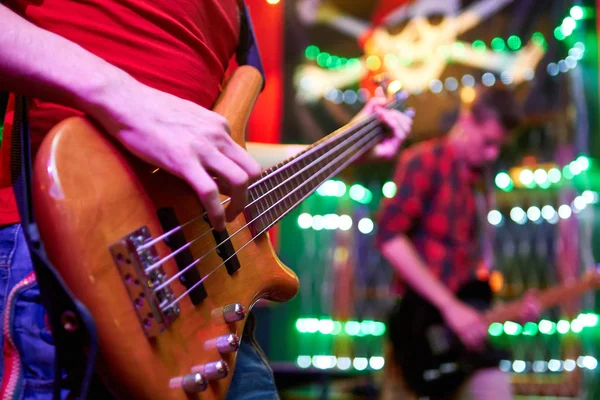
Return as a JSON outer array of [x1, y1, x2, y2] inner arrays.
[[295, 313, 599, 338], [302, 6, 587, 104], [294, 355, 598, 373]]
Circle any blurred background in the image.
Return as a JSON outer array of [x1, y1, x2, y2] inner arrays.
[[243, 0, 600, 398]]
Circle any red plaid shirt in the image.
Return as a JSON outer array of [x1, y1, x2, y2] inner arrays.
[[376, 138, 482, 294]]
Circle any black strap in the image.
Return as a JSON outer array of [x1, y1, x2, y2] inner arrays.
[[237, 2, 266, 89], [11, 95, 99, 400], [1, 2, 264, 399]]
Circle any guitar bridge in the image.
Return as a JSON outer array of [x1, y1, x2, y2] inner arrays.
[[109, 226, 179, 337]]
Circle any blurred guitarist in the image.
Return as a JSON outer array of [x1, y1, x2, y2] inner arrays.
[[376, 85, 539, 399]]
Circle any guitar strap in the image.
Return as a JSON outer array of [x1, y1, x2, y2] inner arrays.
[[0, 2, 264, 399]]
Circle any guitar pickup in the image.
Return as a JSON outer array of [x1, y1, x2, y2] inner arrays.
[[157, 208, 207, 305], [203, 215, 240, 275]]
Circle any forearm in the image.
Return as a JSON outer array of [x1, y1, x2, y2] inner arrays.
[[245, 142, 308, 169], [381, 235, 458, 311], [0, 5, 128, 118]]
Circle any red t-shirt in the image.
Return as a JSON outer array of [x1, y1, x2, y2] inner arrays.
[[0, 0, 241, 225]]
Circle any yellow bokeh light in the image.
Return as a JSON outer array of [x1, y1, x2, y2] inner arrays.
[[334, 247, 349, 263], [266, 0, 280, 4], [489, 271, 504, 293], [366, 56, 382, 71], [460, 86, 476, 104], [387, 80, 403, 94]]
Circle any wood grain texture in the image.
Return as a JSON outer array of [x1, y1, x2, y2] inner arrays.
[[32, 66, 299, 400]]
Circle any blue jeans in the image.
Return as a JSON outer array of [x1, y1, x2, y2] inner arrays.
[[0, 224, 278, 399]]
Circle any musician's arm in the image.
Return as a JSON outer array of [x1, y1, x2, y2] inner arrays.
[[380, 236, 457, 311], [0, 5, 132, 116]]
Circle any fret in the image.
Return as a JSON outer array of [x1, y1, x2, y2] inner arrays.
[[277, 166, 292, 220], [244, 114, 388, 236]]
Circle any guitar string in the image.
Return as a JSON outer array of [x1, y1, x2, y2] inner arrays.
[[151, 122, 383, 294], [144, 117, 381, 273], [160, 128, 384, 311], [137, 110, 384, 252]]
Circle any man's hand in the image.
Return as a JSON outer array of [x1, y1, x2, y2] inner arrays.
[[356, 97, 413, 161], [0, 6, 262, 232], [91, 78, 262, 232], [441, 300, 489, 351], [519, 290, 541, 323]]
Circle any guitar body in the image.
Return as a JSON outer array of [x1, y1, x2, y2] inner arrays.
[[32, 66, 299, 399], [389, 280, 507, 397]]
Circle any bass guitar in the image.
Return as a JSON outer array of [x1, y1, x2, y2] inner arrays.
[[388, 267, 600, 397], [32, 65, 408, 399]]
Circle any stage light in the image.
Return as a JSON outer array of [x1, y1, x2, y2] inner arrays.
[[489, 323, 503, 336], [531, 32, 546, 47], [564, 360, 576, 372], [312, 215, 325, 231], [339, 215, 353, 231], [495, 172, 512, 190], [507, 35, 522, 50], [305, 45, 320, 60], [318, 319, 335, 335], [482, 73, 496, 87], [472, 40, 486, 52], [539, 320, 556, 335], [358, 218, 374, 234], [558, 204, 572, 219], [429, 80, 443, 93], [576, 155, 590, 170], [353, 358, 369, 371], [337, 357, 351, 370], [570, 6, 584, 20], [297, 356, 311, 368], [369, 357, 385, 370], [548, 359, 561, 372], [547, 63, 560, 76], [504, 321, 521, 336], [571, 319, 583, 333], [461, 74, 475, 87], [382, 181, 397, 198], [533, 169, 548, 185], [491, 37, 506, 51], [554, 27, 566, 40], [519, 169, 534, 186], [547, 168, 561, 183], [487, 210, 502, 226], [445, 77, 459, 91], [298, 213, 313, 229], [512, 360, 526, 373], [510, 207, 527, 225], [523, 322, 538, 336], [557, 320, 570, 334], [541, 205, 556, 220], [345, 321, 361, 336], [562, 17, 576, 33]]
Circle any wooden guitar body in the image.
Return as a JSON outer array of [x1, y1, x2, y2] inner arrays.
[[32, 66, 299, 399]]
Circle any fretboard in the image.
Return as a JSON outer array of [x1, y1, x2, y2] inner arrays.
[[243, 110, 389, 236]]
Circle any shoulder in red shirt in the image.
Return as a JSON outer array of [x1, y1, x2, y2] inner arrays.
[[1, 0, 241, 225]]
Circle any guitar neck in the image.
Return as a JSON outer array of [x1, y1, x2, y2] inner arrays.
[[243, 101, 399, 235], [484, 278, 594, 325]]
